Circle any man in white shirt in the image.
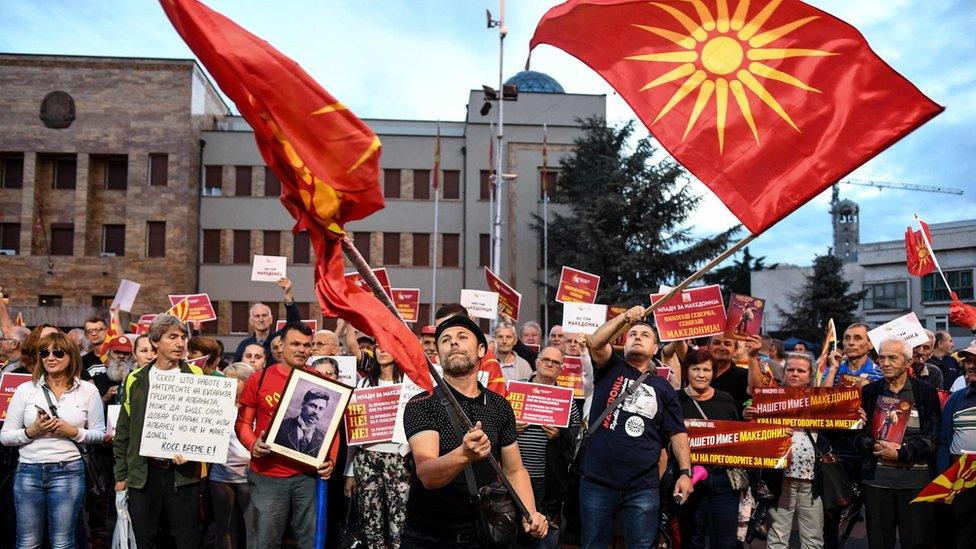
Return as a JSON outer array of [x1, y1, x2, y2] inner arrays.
[[495, 322, 532, 383]]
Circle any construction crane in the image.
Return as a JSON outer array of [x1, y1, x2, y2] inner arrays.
[[830, 178, 965, 263]]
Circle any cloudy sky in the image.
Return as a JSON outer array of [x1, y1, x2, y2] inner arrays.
[[2, 0, 973, 266]]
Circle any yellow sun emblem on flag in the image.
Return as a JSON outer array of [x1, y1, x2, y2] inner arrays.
[[628, 0, 838, 152]]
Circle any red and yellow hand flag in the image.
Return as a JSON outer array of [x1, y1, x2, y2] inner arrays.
[[905, 219, 935, 277], [913, 454, 976, 504], [159, 0, 432, 391], [813, 318, 836, 387], [529, 0, 943, 234]]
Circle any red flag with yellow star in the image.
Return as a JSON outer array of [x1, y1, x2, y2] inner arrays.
[[913, 454, 976, 504], [905, 220, 936, 277], [530, 0, 942, 234], [160, 0, 432, 392]]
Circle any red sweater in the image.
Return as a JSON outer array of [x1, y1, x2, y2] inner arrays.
[[236, 363, 310, 477]]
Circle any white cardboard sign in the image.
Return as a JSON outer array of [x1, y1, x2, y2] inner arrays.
[[139, 371, 238, 464], [868, 312, 929, 351], [251, 255, 288, 282], [460, 289, 499, 320], [110, 279, 141, 312], [562, 302, 608, 335]]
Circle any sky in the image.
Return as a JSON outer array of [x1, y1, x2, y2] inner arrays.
[[2, 0, 973, 267]]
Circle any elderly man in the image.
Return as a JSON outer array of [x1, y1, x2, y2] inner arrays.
[[826, 323, 882, 385], [912, 329, 944, 389], [0, 325, 29, 373], [401, 315, 547, 547], [495, 322, 533, 383], [232, 277, 300, 362], [420, 325, 438, 364], [520, 321, 543, 347], [241, 343, 267, 370], [582, 306, 692, 548], [855, 337, 941, 549], [937, 340, 976, 546], [311, 329, 341, 358], [931, 330, 961, 389], [548, 325, 564, 349]]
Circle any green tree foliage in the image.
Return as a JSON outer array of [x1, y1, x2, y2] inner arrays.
[[778, 251, 867, 342], [702, 247, 766, 297], [533, 117, 739, 321]]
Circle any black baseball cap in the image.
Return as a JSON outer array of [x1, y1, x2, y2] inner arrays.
[[435, 315, 488, 349]]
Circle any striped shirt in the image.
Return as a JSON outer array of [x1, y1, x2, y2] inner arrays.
[[516, 376, 581, 478], [950, 392, 976, 457]]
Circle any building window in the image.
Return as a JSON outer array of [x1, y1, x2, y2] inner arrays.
[[204, 165, 222, 195], [442, 170, 460, 199], [540, 169, 559, 199], [353, 232, 371, 264], [413, 169, 430, 200], [0, 223, 20, 254], [149, 153, 168, 186], [91, 295, 114, 308], [233, 230, 251, 264], [264, 167, 280, 196], [479, 170, 492, 200], [54, 157, 77, 190], [383, 169, 401, 199], [442, 233, 459, 267], [1, 154, 24, 189], [263, 230, 280, 256], [50, 224, 74, 256], [923, 269, 974, 302], [412, 233, 430, 266], [105, 156, 128, 190], [146, 222, 166, 257], [863, 281, 908, 310], [293, 232, 310, 264], [231, 301, 250, 334], [102, 224, 125, 256], [479, 233, 490, 267], [38, 295, 62, 307], [235, 166, 252, 196], [202, 229, 221, 263], [383, 232, 401, 265]]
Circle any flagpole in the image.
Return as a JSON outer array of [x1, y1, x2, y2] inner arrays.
[[339, 236, 532, 520], [491, 0, 506, 298], [914, 213, 952, 293], [542, 123, 550, 335], [431, 122, 441, 324]]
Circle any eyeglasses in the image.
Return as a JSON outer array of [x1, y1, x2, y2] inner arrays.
[[538, 357, 563, 367], [39, 349, 67, 359], [85, 327, 107, 334]]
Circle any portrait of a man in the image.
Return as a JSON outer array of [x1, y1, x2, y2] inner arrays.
[[274, 388, 330, 456]]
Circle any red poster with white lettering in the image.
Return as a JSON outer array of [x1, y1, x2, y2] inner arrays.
[[0, 373, 31, 421], [555, 266, 600, 304], [649, 285, 726, 342], [167, 293, 217, 322], [275, 319, 319, 332], [392, 289, 420, 323], [344, 268, 394, 301], [485, 267, 522, 321], [135, 314, 157, 335], [556, 356, 584, 399], [606, 304, 629, 346], [506, 381, 574, 427], [344, 385, 403, 445]]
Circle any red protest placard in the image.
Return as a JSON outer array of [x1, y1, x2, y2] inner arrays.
[[724, 293, 765, 340], [872, 396, 912, 447], [275, 319, 319, 332], [344, 384, 402, 445], [485, 267, 522, 321], [606, 305, 629, 346], [649, 285, 726, 342], [0, 373, 31, 421], [167, 294, 217, 322], [506, 381, 574, 427], [391, 289, 420, 323], [686, 419, 792, 469], [555, 266, 600, 304], [344, 268, 394, 300], [556, 356, 584, 399], [753, 386, 863, 429], [135, 314, 157, 335]]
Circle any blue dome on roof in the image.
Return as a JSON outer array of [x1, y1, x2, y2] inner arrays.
[[504, 70, 565, 93]]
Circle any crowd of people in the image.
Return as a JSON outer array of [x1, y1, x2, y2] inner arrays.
[[1, 279, 975, 549]]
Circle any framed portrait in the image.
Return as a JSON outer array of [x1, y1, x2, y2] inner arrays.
[[266, 368, 353, 468]]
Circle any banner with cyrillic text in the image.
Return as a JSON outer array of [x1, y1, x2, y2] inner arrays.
[[686, 419, 792, 469], [556, 355, 584, 399], [344, 384, 402, 445], [649, 285, 726, 341], [506, 381, 573, 427], [752, 386, 863, 429]]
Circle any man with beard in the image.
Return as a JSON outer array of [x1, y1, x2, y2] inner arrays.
[[401, 315, 547, 547]]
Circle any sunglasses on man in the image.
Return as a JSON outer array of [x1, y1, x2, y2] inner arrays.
[[39, 349, 67, 359]]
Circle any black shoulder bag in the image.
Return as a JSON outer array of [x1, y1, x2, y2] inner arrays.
[[441, 392, 519, 549], [41, 385, 111, 497], [804, 430, 856, 511], [568, 370, 651, 476]]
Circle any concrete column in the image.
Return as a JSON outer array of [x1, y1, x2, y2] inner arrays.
[[19, 151, 36, 255], [73, 153, 89, 257]]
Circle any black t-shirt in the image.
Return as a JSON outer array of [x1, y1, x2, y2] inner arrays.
[[677, 389, 740, 421], [583, 353, 685, 490], [403, 382, 518, 535], [82, 351, 103, 380], [711, 364, 750, 411]]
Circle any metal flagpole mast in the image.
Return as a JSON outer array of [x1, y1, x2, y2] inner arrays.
[[431, 122, 441, 324], [491, 0, 506, 281], [542, 123, 549, 335]]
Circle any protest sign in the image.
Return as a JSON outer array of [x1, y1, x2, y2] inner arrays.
[[460, 289, 499, 320], [525, 343, 541, 354], [110, 279, 141, 312], [276, 319, 318, 332], [563, 302, 608, 335], [107, 404, 121, 437], [307, 355, 358, 387], [556, 356, 584, 398], [187, 356, 209, 369], [686, 419, 792, 469], [392, 289, 421, 322], [868, 312, 928, 351], [167, 294, 217, 322], [872, 396, 912, 447], [392, 363, 442, 444], [251, 255, 287, 282], [344, 384, 403, 445], [135, 314, 157, 335], [139, 371, 238, 463], [345, 268, 393, 300], [555, 266, 600, 303], [649, 284, 726, 341], [0, 373, 31, 421], [606, 305, 629, 346], [485, 267, 522, 321], [724, 293, 765, 340], [752, 386, 863, 429], [506, 381, 574, 427]]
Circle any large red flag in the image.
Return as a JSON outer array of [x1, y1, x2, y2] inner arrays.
[[530, 0, 942, 233], [905, 220, 936, 277], [160, 0, 432, 392]]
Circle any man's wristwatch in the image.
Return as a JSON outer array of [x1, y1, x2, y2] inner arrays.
[[679, 468, 693, 478]]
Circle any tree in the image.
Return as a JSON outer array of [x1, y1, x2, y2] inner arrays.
[[702, 247, 767, 297], [533, 117, 739, 322], [778, 251, 867, 342]]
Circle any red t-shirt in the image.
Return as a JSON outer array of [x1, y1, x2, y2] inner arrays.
[[236, 363, 308, 478]]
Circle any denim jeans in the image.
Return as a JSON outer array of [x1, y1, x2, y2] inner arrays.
[[14, 459, 86, 549], [579, 476, 659, 549]]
